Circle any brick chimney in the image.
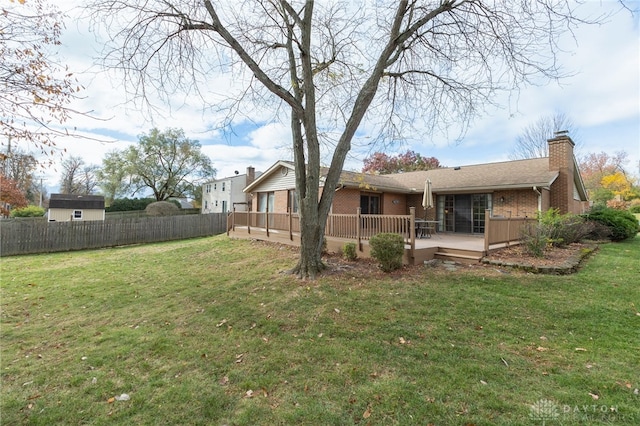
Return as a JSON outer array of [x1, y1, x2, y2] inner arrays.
[[246, 166, 255, 185], [548, 131, 575, 214]]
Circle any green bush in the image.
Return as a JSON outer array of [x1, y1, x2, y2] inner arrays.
[[369, 233, 404, 272], [145, 201, 180, 216], [629, 203, 640, 214], [106, 198, 155, 212], [519, 209, 594, 257], [10, 205, 46, 218], [538, 208, 593, 247], [585, 207, 639, 241], [342, 242, 357, 261]]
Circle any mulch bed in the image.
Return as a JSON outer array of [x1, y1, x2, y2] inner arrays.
[[481, 242, 598, 274]]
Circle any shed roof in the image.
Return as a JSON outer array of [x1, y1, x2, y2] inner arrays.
[[49, 194, 105, 209]]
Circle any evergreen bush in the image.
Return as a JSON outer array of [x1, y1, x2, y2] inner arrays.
[[342, 242, 357, 261], [369, 233, 404, 272], [585, 207, 639, 241]]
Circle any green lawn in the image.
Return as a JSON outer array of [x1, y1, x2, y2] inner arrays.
[[1, 235, 638, 425]]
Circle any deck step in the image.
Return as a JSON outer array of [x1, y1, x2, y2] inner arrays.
[[434, 251, 483, 264]]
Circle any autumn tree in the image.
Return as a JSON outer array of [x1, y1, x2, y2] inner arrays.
[[0, 174, 28, 216], [58, 155, 98, 194], [1, 146, 40, 203], [363, 150, 441, 174], [98, 128, 215, 201], [578, 151, 630, 204], [89, 0, 602, 278], [1, 0, 81, 155], [510, 112, 579, 160]]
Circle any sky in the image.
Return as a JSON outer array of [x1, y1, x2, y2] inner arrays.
[[15, 1, 640, 197]]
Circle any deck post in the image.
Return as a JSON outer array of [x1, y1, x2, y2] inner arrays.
[[288, 207, 293, 241], [410, 207, 416, 260], [484, 209, 490, 252], [266, 206, 269, 238], [356, 207, 362, 251]]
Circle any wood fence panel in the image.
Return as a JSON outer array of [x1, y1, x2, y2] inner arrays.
[[0, 214, 227, 257]]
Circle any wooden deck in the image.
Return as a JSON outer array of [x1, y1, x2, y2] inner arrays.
[[226, 208, 529, 265], [227, 226, 510, 265]]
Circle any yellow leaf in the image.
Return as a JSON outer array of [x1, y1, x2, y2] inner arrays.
[[363, 408, 371, 419]]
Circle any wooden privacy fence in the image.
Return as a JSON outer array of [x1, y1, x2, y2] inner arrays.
[[483, 210, 536, 252], [0, 213, 228, 256]]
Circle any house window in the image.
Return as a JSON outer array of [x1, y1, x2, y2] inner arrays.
[[214, 183, 217, 190], [288, 189, 298, 213], [73, 210, 82, 220], [360, 193, 380, 214], [258, 192, 275, 212], [205, 184, 211, 193], [222, 182, 226, 191], [204, 201, 208, 210], [215, 200, 218, 207]]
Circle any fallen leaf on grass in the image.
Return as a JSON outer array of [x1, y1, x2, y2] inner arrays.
[[363, 408, 371, 419], [107, 397, 116, 404], [115, 394, 130, 401], [245, 390, 254, 398], [588, 392, 599, 400], [536, 346, 548, 352], [235, 354, 244, 363], [334, 308, 340, 314], [216, 319, 228, 327], [219, 376, 229, 385], [575, 347, 587, 352]]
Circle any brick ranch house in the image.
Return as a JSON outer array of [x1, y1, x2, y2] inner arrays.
[[242, 132, 588, 235]]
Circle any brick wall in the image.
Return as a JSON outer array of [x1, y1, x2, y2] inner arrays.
[[493, 190, 539, 218], [332, 188, 360, 214]]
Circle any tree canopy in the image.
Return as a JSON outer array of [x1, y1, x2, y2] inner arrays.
[[98, 128, 215, 201], [1, 0, 81, 155], [89, 0, 602, 278], [363, 150, 441, 174]]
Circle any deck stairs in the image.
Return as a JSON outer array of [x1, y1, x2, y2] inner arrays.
[[434, 247, 485, 264]]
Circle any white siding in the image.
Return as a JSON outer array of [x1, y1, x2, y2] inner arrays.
[[251, 167, 296, 192], [48, 208, 105, 222], [202, 174, 251, 213]]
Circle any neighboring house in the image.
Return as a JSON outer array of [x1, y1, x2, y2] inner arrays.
[[243, 132, 588, 235], [201, 167, 261, 214], [48, 194, 105, 222]]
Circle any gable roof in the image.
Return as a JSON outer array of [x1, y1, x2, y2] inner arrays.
[[383, 158, 560, 193], [243, 156, 581, 196], [49, 194, 105, 210]]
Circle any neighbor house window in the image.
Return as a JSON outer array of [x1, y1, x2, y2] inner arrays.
[[214, 183, 217, 190], [222, 182, 226, 191], [258, 192, 275, 212], [205, 184, 211, 193], [204, 201, 208, 210], [73, 210, 82, 220], [288, 189, 298, 213]]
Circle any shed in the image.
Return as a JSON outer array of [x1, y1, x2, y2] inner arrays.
[[48, 194, 105, 222]]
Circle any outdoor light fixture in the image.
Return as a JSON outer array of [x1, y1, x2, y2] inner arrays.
[[500, 196, 505, 203]]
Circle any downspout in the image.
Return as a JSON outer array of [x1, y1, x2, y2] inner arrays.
[[533, 186, 542, 215]]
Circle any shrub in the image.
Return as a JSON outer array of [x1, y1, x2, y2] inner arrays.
[[369, 233, 404, 272], [629, 199, 640, 214], [519, 209, 594, 257], [9, 205, 45, 218], [145, 201, 180, 216], [520, 222, 549, 257], [107, 198, 155, 212], [585, 207, 639, 241], [342, 242, 357, 261]]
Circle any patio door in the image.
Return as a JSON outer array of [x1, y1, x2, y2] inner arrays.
[[437, 194, 491, 234], [360, 193, 380, 214]]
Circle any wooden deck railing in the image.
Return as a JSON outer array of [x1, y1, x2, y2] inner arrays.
[[228, 207, 418, 254], [483, 210, 536, 252]]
